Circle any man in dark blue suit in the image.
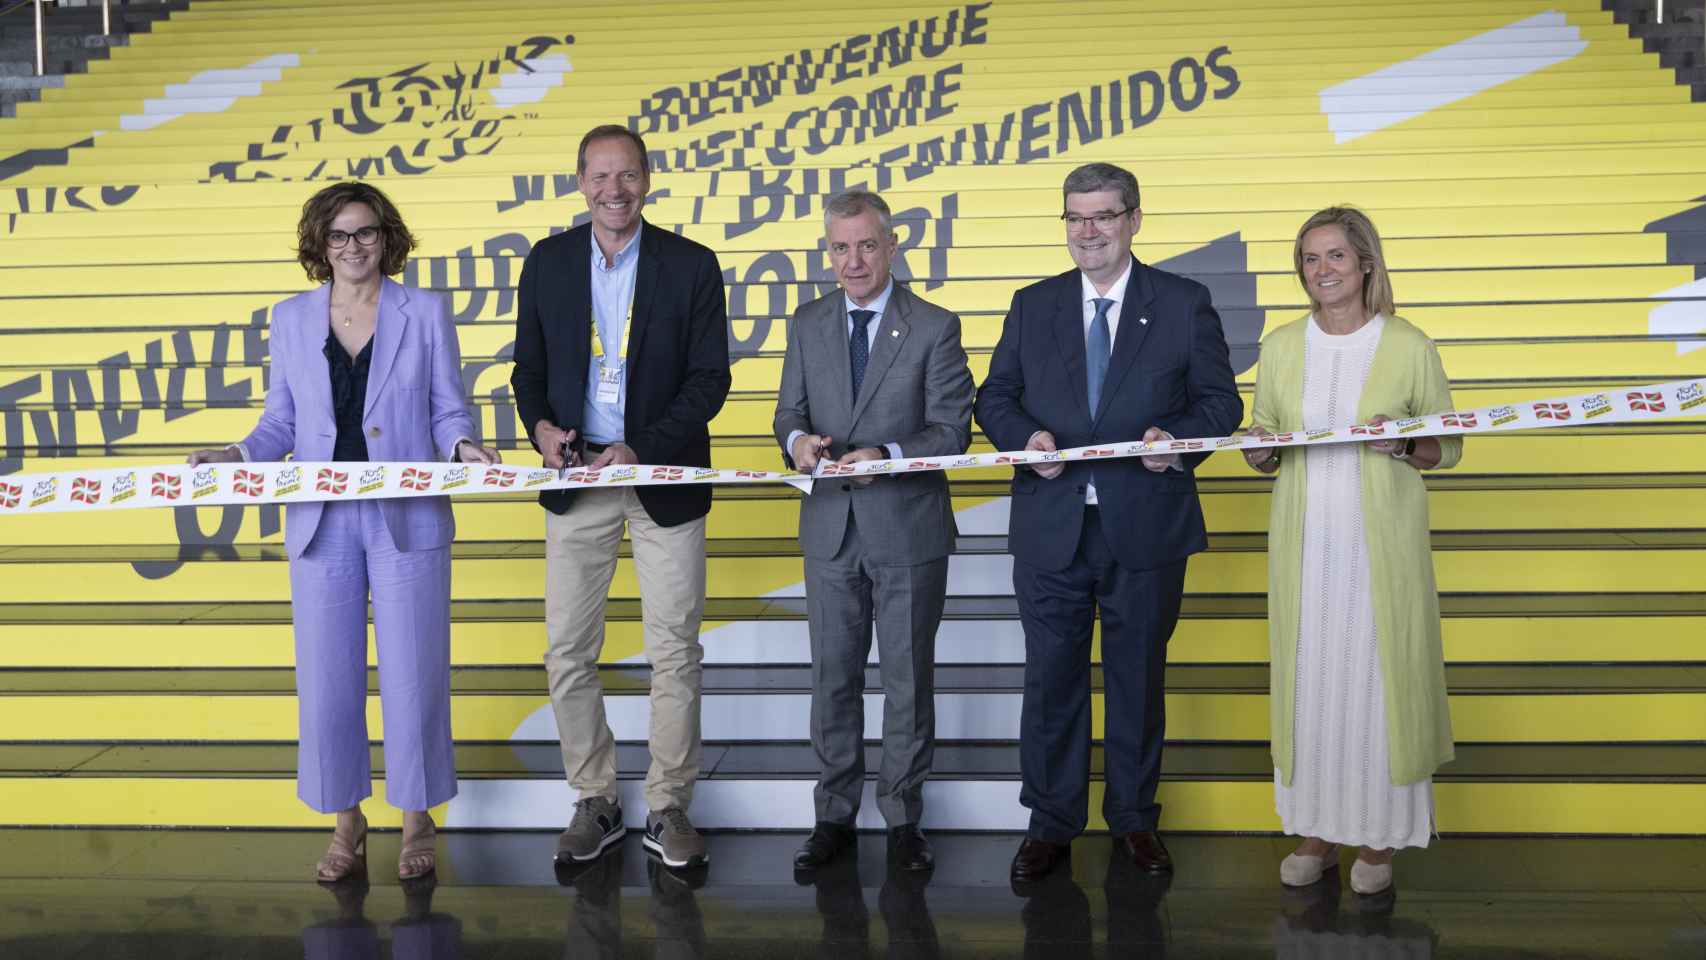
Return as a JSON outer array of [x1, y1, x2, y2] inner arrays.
[[975, 162, 1243, 884]]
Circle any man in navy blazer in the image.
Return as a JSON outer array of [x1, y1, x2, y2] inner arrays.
[[975, 163, 1242, 884]]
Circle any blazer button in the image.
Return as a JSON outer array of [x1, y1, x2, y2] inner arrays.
[[369, 426, 381, 438], [1075, 484, 1086, 494], [841, 483, 851, 492]]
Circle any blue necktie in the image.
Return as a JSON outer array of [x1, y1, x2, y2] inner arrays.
[[1087, 297, 1114, 415], [849, 309, 875, 402]]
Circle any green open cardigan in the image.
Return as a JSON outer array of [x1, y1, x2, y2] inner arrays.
[[1250, 313, 1462, 787]]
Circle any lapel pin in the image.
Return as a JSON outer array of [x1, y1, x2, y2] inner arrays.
[[1139, 316, 1149, 325], [890, 329, 899, 337]]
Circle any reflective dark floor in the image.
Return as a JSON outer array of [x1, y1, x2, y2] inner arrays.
[[0, 830, 1703, 958]]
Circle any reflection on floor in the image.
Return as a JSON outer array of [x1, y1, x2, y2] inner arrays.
[[0, 831, 1702, 958]]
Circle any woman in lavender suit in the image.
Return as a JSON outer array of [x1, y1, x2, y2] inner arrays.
[[190, 182, 500, 883]]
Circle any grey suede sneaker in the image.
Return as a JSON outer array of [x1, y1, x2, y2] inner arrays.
[[642, 807, 708, 868], [555, 796, 625, 864]]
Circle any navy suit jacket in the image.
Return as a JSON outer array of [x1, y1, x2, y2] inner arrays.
[[510, 220, 731, 525], [974, 256, 1243, 573]]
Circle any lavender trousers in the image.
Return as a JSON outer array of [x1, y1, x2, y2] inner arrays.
[[289, 499, 457, 813]]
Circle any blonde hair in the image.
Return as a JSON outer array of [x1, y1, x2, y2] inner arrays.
[[1293, 206, 1395, 317]]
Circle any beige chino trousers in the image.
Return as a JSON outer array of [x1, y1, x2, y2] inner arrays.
[[543, 487, 707, 813]]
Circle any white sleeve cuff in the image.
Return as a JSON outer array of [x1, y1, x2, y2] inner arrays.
[[884, 442, 902, 460]]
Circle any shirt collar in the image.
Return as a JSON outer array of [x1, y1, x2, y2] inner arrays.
[[1080, 258, 1133, 307], [844, 277, 895, 319], [592, 221, 643, 272]]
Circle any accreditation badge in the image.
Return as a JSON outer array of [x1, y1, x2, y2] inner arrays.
[[595, 361, 623, 404]]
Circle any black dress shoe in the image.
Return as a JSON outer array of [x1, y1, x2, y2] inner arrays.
[[886, 824, 933, 872], [1113, 831, 1173, 874], [794, 821, 857, 869], [1010, 837, 1071, 885]]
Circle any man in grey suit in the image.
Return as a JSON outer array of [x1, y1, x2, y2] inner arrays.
[[773, 189, 975, 873]]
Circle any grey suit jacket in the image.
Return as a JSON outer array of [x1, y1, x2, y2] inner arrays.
[[773, 282, 975, 564]]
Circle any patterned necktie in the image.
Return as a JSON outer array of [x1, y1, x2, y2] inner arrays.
[[1087, 297, 1114, 415], [849, 309, 875, 402]]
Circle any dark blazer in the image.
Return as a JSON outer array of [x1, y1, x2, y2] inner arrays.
[[510, 220, 731, 525], [772, 282, 975, 564], [242, 279, 477, 560], [974, 256, 1243, 573]]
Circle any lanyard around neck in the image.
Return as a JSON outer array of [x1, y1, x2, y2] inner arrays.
[[590, 298, 634, 364]]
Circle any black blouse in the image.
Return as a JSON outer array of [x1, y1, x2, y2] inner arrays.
[[325, 331, 373, 462]]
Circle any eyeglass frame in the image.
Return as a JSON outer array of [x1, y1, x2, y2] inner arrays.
[[326, 225, 383, 248], [1059, 207, 1136, 230]]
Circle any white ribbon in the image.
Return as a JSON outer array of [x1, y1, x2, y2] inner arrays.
[[2, 378, 1700, 516]]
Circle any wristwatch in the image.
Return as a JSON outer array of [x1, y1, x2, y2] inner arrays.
[[1391, 438, 1416, 461]]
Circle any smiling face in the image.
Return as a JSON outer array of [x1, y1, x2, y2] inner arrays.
[[1064, 189, 1140, 287], [325, 201, 384, 287], [826, 208, 898, 306], [578, 134, 649, 244], [1299, 224, 1369, 315]]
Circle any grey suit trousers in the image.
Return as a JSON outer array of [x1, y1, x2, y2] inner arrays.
[[805, 512, 947, 828]]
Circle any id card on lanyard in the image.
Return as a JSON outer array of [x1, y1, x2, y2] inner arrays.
[[590, 299, 633, 405]]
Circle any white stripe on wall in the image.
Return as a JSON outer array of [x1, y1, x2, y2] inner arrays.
[[1318, 11, 1588, 143]]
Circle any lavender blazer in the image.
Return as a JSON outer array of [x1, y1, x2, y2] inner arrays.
[[241, 279, 479, 560]]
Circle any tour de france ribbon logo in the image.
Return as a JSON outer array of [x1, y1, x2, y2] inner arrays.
[[191, 468, 220, 500], [31, 477, 58, 508], [357, 466, 387, 494], [4, 380, 1705, 516], [111, 471, 138, 505]]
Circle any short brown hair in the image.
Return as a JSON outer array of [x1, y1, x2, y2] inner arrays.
[[1293, 206, 1396, 317], [295, 182, 416, 283], [1063, 162, 1140, 212], [576, 124, 650, 174]]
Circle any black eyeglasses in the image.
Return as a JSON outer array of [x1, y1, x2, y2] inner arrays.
[[1061, 208, 1134, 229], [327, 226, 382, 248]]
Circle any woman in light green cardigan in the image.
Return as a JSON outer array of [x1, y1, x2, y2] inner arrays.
[[1243, 208, 1461, 897]]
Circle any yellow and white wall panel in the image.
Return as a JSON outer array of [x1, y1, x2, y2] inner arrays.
[[1, 0, 1702, 835]]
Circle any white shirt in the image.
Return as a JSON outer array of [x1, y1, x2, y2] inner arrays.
[[1080, 266, 1128, 504], [785, 278, 903, 465], [582, 222, 642, 445], [1029, 261, 1177, 504], [1081, 261, 1132, 348]]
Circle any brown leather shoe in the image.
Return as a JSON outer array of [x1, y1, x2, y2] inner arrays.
[[1010, 837, 1071, 885], [1114, 831, 1174, 874]]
